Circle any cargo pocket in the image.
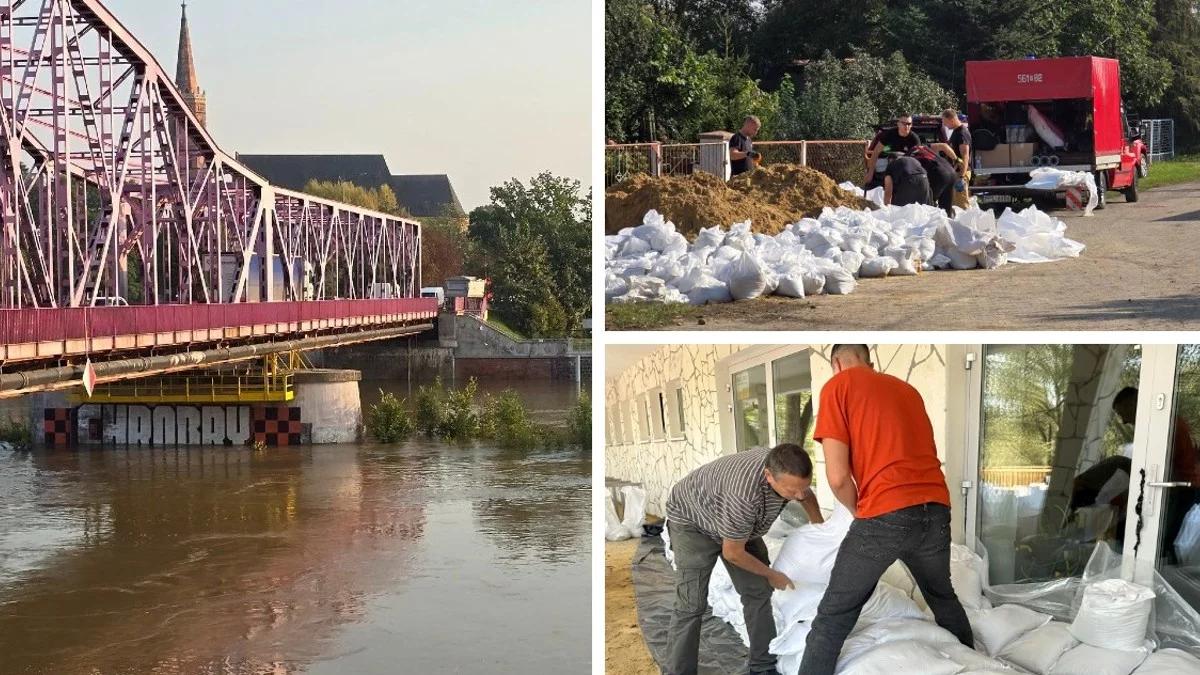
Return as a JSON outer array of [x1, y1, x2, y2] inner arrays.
[[674, 571, 711, 616]]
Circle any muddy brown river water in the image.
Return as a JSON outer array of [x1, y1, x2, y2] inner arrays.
[[0, 379, 590, 674]]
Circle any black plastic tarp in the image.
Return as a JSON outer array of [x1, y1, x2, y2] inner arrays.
[[632, 537, 749, 675]]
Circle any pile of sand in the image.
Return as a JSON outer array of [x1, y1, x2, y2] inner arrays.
[[605, 164, 872, 238]]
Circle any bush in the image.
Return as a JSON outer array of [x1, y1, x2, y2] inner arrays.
[[438, 378, 479, 441], [414, 378, 447, 436], [0, 418, 31, 451], [367, 391, 415, 443], [566, 393, 591, 448], [480, 390, 542, 450]]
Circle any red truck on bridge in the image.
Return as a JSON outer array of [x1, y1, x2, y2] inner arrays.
[[966, 56, 1148, 209]]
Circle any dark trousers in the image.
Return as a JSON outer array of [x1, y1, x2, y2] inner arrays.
[[798, 503, 974, 675], [665, 522, 777, 675], [892, 175, 931, 206], [929, 173, 955, 215]]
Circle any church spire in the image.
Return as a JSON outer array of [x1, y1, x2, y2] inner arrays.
[[175, 1, 206, 126]]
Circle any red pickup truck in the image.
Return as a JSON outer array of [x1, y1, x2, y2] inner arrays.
[[966, 56, 1148, 209]]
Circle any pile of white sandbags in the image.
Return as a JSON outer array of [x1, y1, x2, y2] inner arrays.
[[606, 201, 1084, 306]]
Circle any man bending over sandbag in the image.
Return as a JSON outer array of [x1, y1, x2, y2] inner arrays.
[[664, 443, 824, 675], [798, 345, 973, 675]]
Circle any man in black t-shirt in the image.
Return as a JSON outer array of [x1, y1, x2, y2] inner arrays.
[[864, 114, 923, 185], [729, 115, 761, 177], [940, 109, 972, 208], [883, 154, 930, 207]]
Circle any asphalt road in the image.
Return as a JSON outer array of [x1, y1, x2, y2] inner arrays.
[[661, 181, 1200, 331]]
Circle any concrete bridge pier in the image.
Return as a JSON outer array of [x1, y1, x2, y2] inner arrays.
[[291, 369, 363, 444]]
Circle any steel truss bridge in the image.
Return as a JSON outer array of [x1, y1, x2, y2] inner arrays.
[[0, 0, 435, 393]]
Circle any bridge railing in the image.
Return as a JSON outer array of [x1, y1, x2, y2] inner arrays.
[[0, 298, 438, 346]]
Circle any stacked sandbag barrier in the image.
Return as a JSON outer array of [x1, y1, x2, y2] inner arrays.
[[606, 198, 1086, 306]]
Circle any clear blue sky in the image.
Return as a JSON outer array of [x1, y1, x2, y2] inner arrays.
[[112, 0, 591, 210]]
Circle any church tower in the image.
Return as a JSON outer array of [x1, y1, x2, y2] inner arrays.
[[175, 2, 207, 127]]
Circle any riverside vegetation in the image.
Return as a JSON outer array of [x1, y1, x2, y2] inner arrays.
[[366, 378, 591, 450]]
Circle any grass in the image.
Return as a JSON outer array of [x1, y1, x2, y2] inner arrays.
[[484, 314, 526, 340], [606, 302, 701, 330], [1140, 153, 1200, 191]]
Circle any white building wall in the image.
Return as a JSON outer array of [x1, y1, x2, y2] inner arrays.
[[606, 344, 951, 519]]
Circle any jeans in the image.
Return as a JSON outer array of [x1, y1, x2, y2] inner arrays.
[[664, 521, 777, 675], [798, 503, 974, 675]]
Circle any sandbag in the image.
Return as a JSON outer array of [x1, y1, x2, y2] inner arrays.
[[939, 643, 1017, 672], [725, 251, 771, 301], [838, 251, 866, 276], [1070, 579, 1155, 651], [1050, 642, 1150, 675], [605, 492, 631, 541], [837, 640, 965, 675], [620, 486, 647, 539], [821, 265, 858, 295], [773, 504, 853, 585], [951, 544, 988, 610], [970, 604, 1053, 656], [859, 256, 898, 278], [998, 621, 1078, 674], [879, 561, 917, 598], [1132, 648, 1200, 674], [856, 582, 926, 629], [775, 273, 807, 298]]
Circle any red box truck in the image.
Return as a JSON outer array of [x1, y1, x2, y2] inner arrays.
[[966, 56, 1148, 209]]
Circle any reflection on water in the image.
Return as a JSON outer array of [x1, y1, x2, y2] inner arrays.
[[0, 414, 590, 674]]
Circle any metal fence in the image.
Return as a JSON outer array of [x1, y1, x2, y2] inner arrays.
[[604, 139, 869, 187], [981, 466, 1052, 489], [1140, 118, 1176, 163]]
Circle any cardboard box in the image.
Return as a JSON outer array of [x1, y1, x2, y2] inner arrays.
[[1009, 143, 1037, 167], [977, 144, 1011, 168]]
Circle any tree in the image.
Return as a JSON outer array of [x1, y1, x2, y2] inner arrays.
[[776, 52, 958, 139], [605, 0, 780, 142], [466, 173, 590, 337], [1150, 0, 1200, 143]]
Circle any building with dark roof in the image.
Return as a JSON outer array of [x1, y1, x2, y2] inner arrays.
[[174, 6, 463, 219], [237, 155, 465, 219]]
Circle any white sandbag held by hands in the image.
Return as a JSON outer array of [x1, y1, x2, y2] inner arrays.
[[1070, 579, 1155, 651]]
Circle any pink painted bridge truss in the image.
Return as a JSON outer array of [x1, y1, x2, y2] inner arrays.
[[0, 0, 421, 309]]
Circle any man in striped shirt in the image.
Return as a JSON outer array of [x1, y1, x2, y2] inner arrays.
[[664, 443, 824, 675]]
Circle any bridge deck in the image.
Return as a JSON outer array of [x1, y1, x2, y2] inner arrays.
[[0, 298, 438, 365]]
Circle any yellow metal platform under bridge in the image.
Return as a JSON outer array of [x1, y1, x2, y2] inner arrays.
[[75, 354, 302, 404]]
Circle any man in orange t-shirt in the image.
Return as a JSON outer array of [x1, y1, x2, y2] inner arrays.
[[799, 345, 973, 675]]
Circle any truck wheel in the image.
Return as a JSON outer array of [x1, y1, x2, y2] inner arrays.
[[1124, 170, 1139, 203], [1137, 155, 1149, 178], [1093, 171, 1107, 210]]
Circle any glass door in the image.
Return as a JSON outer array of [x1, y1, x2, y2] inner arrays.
[[966, 344, 1142, 584], [1128, 345, 1200, 612]]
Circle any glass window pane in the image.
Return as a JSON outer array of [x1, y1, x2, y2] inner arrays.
[[1160, 345, 1200, 612], [640, 395, 652, 442], [979, 344, 1141, 583], [772, 352, 813, 448], [675, 387, 686, 436], [733, 365, 768, 450]]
